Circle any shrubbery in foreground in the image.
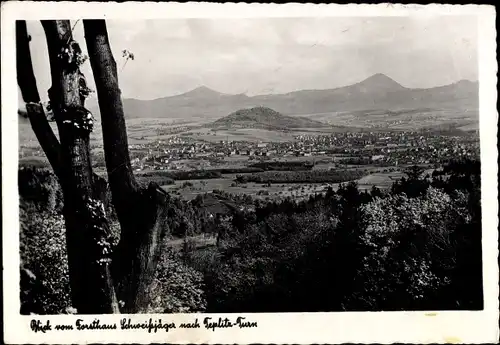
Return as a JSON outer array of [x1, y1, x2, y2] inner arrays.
[[20, 207, 71, 314], [19, 160, 482, 313], [19, 168, 209, 314]]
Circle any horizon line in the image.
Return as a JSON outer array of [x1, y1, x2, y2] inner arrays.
[[126, 74, 478, 102]]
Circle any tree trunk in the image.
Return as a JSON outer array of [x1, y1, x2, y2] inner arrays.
[[16, 21, 62, 178], [18, 19, 169, 314], [40, 20, 119, 314], [84, 19, 170, 313]]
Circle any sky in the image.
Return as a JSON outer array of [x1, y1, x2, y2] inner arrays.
[[23, 16, 478, 101]]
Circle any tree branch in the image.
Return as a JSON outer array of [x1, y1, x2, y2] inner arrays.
[[83, 19, 139, 202], [16, 20, 62, 178]]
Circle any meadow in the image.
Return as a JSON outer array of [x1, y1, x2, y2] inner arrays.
[[295, 108, 479, 131], [161, 166, 407, 202]]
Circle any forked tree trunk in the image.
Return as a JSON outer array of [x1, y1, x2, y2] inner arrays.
[[17, 20, 119, 313], [84, 19, 170, 313], [17, 19, 169, 314]]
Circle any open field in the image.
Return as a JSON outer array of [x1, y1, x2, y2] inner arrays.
[[163, 178, 339, 201], [294, 108, 479, 131], [19, 117, 204, 148], [161, 167, 404, 202], [357, 170, 406, 190], [19, 119, 349, 151]]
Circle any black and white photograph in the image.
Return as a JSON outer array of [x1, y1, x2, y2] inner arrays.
[[2, 2, 498, 344]]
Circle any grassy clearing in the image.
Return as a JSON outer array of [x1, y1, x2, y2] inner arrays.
[[160, 166, 406, 201], [166, 234, 217, 251], [357, 171, 405, 189]]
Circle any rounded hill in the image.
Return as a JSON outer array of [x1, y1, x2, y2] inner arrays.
[[210, 106, 328, 130]]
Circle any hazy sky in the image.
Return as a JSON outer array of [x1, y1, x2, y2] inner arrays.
[[24, 16, 478, 101]]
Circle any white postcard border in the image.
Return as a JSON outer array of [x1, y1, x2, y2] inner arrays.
[[2, 2, 498, 344]]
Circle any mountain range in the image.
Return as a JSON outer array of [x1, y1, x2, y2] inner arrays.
[[88, 73, 479, 122]]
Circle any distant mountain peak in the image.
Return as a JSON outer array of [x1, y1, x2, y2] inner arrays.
[[357, 73, 405, 90], [193, 85, 216, 92], [370, 73, 392, 79], [181, 86, 224, 97]]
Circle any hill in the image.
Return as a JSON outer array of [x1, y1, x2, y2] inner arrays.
[[85, 74, 478, 123], [20, 74, 478, 137], [209, 107, 328, 130], [250, 75, 477, 115], [96, 86, 252, 122]]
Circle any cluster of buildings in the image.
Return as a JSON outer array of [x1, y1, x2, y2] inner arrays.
[[293, 131, 480, 166], [19, 147, 44, 158], [119, 130, 480, 172]]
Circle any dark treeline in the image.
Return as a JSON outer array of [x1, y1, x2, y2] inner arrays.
[[137, 170, 221, 182], [20, 159, 482, 314], [189, 159, 482, 312], [337, 157, 372, 165], [235, 169, 366, 184], [135, 167, 266, 184], [217, 167, 264, 174], [249, 161, 314, 171]]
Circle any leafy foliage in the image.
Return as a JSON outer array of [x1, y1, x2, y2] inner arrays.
[[18, 167, 63, 213], [186, 161, 482, 312], [19, 168, 209, 314], [20, 206, 72, 314], [348, 187, 474, 310], [148, 249, 206, 313], [19, 159, 483, 313]]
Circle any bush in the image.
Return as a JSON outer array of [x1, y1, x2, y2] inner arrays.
[[148, 249, 206, 313], [184, 247, 221, 275], [182, 181, 193, 188], [20, 201, 208, 314], [18, 167, 63, 213], [20, 207, 71, 314], [135, 172, 175, 186], [349, 187, 478, 310], [203, 209, 340, 312], [182, 237, 197, 253]]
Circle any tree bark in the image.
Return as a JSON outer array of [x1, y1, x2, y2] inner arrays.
[[39, 20, 119, 314], [16, 21, 62, 178], [18, 18, 169, 314], [17, 21, 110, 204], [84, 19, 169, 313]]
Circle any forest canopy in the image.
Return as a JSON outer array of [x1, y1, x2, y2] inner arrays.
[[20, 159, 483, 313]]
